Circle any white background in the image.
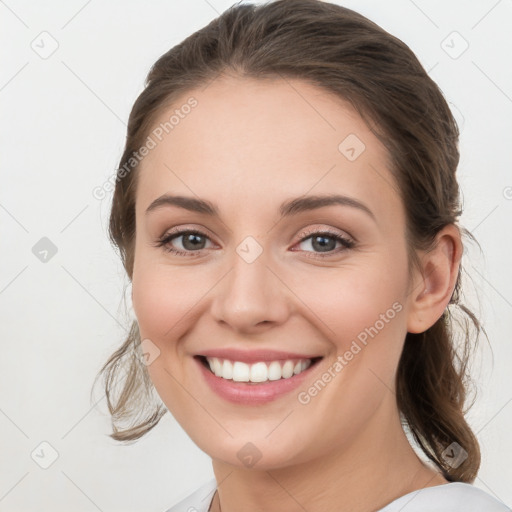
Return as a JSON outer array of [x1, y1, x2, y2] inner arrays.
[[1, 0, 511, 510]]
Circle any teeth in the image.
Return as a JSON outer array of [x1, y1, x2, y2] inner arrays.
[[282, 360, 294, 378], [221, 359, 233, 379], [205, 357, 313, 382]]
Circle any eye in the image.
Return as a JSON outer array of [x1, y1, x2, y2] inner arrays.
[[154, 229, 213, 257], [293, 229, 355, 258], [154, 227, 355, 258]]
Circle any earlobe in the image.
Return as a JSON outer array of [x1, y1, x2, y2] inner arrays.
[[406, 224, 462, 334]]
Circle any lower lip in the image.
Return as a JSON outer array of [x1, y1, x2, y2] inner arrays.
[[194, 356, 320, 405]]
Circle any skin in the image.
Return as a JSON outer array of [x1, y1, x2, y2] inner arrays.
[[131, 73, 462, 512]]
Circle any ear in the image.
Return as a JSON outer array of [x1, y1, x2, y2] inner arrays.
[[406, 224, 462, 334]]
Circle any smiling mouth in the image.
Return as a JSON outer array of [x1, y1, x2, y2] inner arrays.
[[195, 355, 323, 384]]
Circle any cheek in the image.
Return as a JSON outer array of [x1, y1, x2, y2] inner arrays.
[[288, 264, 407, 438], [294, 261, 407, 346], [131, 261, 205, 342], [289, 254, 409, 405], [131, 262, 208, 422], [131, 270, 171, 340]]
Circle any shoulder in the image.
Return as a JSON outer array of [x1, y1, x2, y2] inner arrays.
[[379, 482, 511, 512], [162, 478, 217, 512]]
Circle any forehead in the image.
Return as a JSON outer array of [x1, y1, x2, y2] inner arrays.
[[135, 75, 401, 226]]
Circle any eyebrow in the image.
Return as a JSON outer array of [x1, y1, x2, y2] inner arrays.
[[145, 193, 376, 221]]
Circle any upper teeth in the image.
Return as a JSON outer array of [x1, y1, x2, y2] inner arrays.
[[206, 357, 312, 382]]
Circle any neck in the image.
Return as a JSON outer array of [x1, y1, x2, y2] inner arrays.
[[209, 398, 448, 512]]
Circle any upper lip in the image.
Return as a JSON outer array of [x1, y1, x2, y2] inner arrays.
[[196, 348, 323, 363]]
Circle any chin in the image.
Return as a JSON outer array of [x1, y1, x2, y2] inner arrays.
[[194, 432, 314, 471]]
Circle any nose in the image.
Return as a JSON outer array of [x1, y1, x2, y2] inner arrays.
[[210, 247, 290, 333]]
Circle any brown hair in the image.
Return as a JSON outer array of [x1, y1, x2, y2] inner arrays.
[[92, 0, 484, 482]]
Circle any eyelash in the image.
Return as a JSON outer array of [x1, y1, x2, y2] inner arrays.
[[154, 228, 355, 259]]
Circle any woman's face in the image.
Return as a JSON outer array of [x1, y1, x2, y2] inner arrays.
[[132, 75, 418, 469]]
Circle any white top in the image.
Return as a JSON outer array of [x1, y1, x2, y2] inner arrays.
[[163, 478, 511, 512]]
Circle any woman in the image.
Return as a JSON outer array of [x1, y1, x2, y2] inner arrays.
[[94, 1, 511, 510]]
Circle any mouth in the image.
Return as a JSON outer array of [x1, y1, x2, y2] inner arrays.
[[194, 355, 323, 384]]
